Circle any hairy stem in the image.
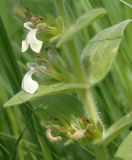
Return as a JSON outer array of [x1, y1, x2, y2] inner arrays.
[[82, 89, 101, 125], [66, 32, 107, 160], [67, 40, 86, 82], [55, 1, 107, 159], [67, 41, 101, 126]]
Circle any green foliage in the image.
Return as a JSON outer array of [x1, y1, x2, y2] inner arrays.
[[4, 83, 88, 107], [55, 8, 107, 46], [34, 94, 84, 121], [114, 132, 132, 160], [33, 116, 53, 160], [94, 112, 132, 145], [82, 20, 132, 85], [0, 0, 132, 160]]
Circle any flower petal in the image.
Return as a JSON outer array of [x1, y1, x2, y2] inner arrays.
[[68, 129, 85, 141], [21, 29, 33, 53], [29, 29, 43, 53], [24, 22, 34, 30], [21, 70, 38, 94], [46, 128, 62, 142], [21, 40, 29, 52]]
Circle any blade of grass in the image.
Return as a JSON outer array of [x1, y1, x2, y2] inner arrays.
[[119, 0, 132, 8], [33, 115, 53, 160], [94, 112, 132, 145]]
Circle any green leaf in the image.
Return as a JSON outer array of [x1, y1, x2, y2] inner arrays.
[[0, 16, 21, 90], [55, 8, 107, 47], [33, 116, 53, 160], [33, 94, 84, 121], [81, 19, 132, 85], [94, 112, 132, 145], [114, 132, 132, 160], [4, 83, 89, 107]]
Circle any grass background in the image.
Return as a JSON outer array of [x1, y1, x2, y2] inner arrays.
[[0, 0, 132, 159]]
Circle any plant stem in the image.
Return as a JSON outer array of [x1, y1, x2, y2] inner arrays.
[[67, 40, 86, 82], [55, 1, 107, 159], [55, 0, 65, 19], [66, 31, 108, 160], [82, 89, 100, 125], [55, 0, 102, 126], [68, 41, 107, 159], [67, 40, 101, 126]]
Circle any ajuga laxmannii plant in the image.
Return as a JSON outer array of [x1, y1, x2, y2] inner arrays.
[[1, 0, 132, 160]]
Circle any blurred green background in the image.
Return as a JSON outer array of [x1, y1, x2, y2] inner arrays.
[[0, 0, 132, 159]]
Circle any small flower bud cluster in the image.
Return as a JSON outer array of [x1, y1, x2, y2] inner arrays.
[[44, 117, 103, 143]]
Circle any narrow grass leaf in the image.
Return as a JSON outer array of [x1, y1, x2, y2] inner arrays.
[[94, 112, 132, 145], [33, 115, 53, 160], [119, 0, 132, 8], [12, 129, 26, 160], [0, 17, 21, 87], [0, 143, 11, 156]]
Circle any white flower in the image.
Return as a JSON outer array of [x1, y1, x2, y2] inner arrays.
[[21, 69, 38, 94], [21, 63, 47, 94], [69, 129, 85, 141], [46, 128, 62, 142], [68, 124, 85, 141], [22, 22, 43, 53], [45, 125, 62, 142]]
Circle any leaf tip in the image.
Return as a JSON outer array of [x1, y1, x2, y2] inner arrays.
[[3, 101, 11, 108]]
